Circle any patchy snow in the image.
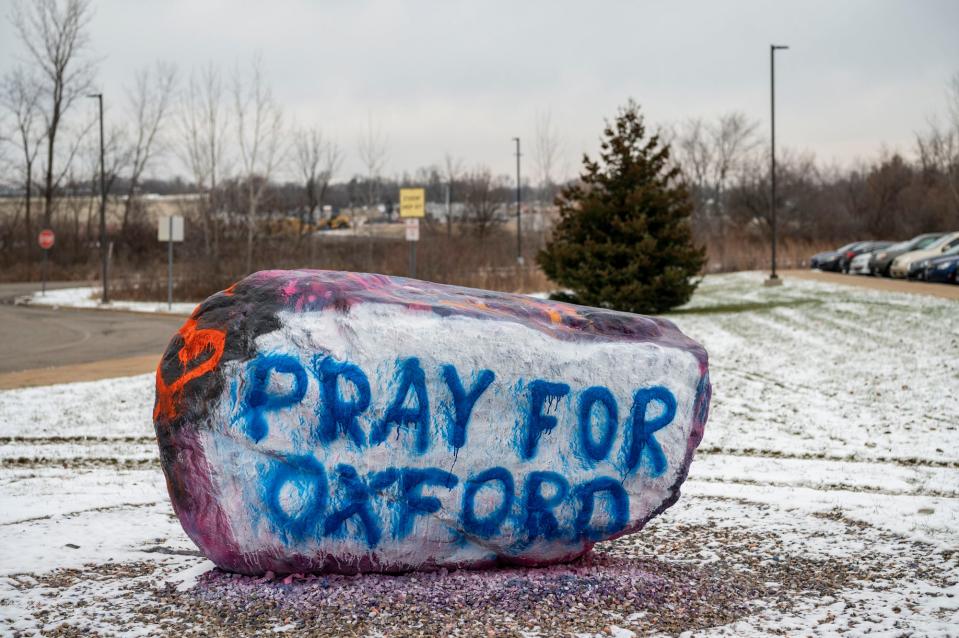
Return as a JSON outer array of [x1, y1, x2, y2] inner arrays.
[[672, 271, 959, 467], [19, 286, 196, 315], [0, 271, 957, 636], [25, 285, 562, 315], [0, 372, 153, 439]]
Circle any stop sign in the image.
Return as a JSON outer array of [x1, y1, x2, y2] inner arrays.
[[38, 229, 55, 250]]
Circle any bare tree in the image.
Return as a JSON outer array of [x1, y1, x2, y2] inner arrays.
[[0, 68, 44, 271], [321, 140, 343, 213], [839, 160, 872, 232], [178, 63, 229, 258], [674, 117, 711, 219], [61, 119, 121, 256], [728, 147, 822, 238], [294, 127, 342, 232], [462, 166, 508, 240], [117, 62, 176, 243], [101, 122, 130, 219], [676, 112, 759, 264], [62, 167, 87, 259], [293, 126, 342, 265], [533, 110, 563, 200], [293, 127, 323, 239], [866, 150, 911, 236], [916, 72, 959, 221], [0, 120, 21, 253], [356, 114, 388, 210], [13, 0, 96, 228], [233, 56, 284, 273], [950, 72, 959, 128], [443, 152, 463, 238], [709, 112, 759, 260], [710, 114, 759, 198]]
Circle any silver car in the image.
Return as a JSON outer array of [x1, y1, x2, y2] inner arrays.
[[849, 251, 874, 275]]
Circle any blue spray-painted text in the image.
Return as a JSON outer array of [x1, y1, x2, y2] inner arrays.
[[239, 354, 677, 476]]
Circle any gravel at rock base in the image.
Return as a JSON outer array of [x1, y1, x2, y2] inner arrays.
[[14, 508, 944, 638]]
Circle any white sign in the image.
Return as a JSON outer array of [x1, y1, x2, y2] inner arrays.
[[158, 216, 185, 242], [405, 218, 420, 242]]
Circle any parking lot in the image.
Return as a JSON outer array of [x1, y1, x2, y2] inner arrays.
[[809, 233, 959, 290]]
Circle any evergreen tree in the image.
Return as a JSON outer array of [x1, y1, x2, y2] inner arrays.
[[538, 100, 706, 314]]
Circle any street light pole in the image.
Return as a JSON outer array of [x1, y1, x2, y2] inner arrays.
[[88, 92, 108, 302], [767, 45, 788, 285], [513, 137, 523, 265]]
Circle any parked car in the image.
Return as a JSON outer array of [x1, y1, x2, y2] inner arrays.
[[810, 249, 839, 270], [869, 233, 946, 276], [849, 245, 892, 275], [848, 252, 872, 275], [924, 252, 959, 284], [890, 232, 959, 278], [907, 244, 959, 279], [810, 242, 866, 272], [841, 240, 893, 273]]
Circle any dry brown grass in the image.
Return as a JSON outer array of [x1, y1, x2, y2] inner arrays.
[[0, 193, 844, 298], [704, 236, 837, 272], [107, 224, 553, 302]]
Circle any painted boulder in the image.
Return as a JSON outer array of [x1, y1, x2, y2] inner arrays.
[[154, 270, 710, 575]]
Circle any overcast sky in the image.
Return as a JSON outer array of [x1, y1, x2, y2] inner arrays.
[[2, 0, 958, 182]]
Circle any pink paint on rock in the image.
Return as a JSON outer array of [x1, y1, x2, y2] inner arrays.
[[154, 270, 711, 575]]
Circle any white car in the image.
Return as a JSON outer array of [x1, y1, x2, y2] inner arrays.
[[849, 251, 875, 275], [890, 232, 959, 278]]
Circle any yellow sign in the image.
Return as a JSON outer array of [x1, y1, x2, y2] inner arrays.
[[399, 188, 425, 218]]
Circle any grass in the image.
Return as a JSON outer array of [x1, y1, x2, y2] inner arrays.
[[670, 298, 823, 316]]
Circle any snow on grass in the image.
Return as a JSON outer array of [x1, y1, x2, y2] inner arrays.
[[672, 271, 959, 466], [19, 286, 197, 315], [0, 271, 957, 636], [0, 372, 154, 439]]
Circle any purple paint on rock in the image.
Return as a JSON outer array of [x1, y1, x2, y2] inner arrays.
[[154, 270, 711, 575], [241, 269, 708, 359]]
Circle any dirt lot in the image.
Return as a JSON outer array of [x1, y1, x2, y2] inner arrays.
[[0, 354, 160, 390], [783, 268, 959, 300]]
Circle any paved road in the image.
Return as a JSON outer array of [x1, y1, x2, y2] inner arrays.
[[782, 269, 959, 300], [0, 282, 184, 376]]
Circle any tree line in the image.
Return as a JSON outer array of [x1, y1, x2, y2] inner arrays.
[[1, 0, 958, 284], [0, 0, 562, 281], [670, 85, 959, 270]]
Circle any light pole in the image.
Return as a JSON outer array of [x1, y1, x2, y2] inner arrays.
[[767, 44, 788, 286], [88, 92, 108, 302], [513, 137, 523, 265]]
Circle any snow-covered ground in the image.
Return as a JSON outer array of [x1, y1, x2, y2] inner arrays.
[[18, 286, 197, 315], [1, 272, 957, 636]]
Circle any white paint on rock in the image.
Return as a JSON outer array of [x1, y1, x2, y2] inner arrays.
[[201, 303, 703, 568]]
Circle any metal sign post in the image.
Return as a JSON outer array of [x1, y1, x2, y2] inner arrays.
[[37, 229, 55, 296], [405, 218, 420, 278], [400, 188, 425, 279], [158, 216, 184, 310]]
